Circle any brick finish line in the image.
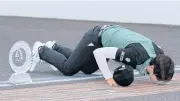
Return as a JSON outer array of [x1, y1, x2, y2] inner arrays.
[[0, 73, 180, 101]]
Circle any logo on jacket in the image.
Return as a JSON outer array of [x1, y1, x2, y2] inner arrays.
[[120, 51, 125, 61]]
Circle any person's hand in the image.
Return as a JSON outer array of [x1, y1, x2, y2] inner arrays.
[[106, 78, 117, 86], [146, 66, 154, 75], [146, 66, 158, 82]]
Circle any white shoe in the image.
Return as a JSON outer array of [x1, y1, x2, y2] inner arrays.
[[45, 41, 58, 71], [45, 40, 56, 49], [29, 41, 44, 72]]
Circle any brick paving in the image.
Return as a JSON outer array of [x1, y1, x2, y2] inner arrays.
[[0, 73, 180, 101]]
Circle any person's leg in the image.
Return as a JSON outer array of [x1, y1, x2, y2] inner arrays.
[[44, 41, 99, 74], [52, 43, 109, 74], [40, 26, 102, 76], [61, 26, 102, 75], [39, 46, 69, 72], [53, 44, 73, 58], [80, 46, 99, 74], [45, 41, 73, 58], [80, 46, 109, 74]]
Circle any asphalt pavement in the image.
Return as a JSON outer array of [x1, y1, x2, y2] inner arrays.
[[0, 16, 180, 101]]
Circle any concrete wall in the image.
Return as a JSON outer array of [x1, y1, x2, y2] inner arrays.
[[0, 1, 180, 25]]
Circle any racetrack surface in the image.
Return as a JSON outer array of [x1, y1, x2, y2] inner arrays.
[[0, 16, 179, 85], [0, 16, 180, 101]]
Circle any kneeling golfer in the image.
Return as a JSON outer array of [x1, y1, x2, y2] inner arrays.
[[30, 25, 174, 87]]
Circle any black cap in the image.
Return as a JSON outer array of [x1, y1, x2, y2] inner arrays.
[[113, 65, 134, 87]]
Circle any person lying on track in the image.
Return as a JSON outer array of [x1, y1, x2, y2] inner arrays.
[[30, 25, 175, 87]]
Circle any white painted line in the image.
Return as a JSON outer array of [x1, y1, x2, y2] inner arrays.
[[0, 65, 180, 88], [134, 71, 139, 75], [0, 75, 103, 88], [175, 65, 180, 68], [31, 76, 103, 85], [175, 68, 180, 71], [0, 84, 11, 88]]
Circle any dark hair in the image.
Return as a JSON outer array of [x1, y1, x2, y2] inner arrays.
[[150, 54, 175, 81], [113, 65, 134, 87]]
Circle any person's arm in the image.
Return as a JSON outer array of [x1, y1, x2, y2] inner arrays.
[[93, 47, 118, 86]]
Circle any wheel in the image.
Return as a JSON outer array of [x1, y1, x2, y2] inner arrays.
[[9, 41, 32, 73]]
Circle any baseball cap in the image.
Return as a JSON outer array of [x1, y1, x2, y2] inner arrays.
[[113, 65, 134, 87]]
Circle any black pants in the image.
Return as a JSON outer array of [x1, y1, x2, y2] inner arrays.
[[39, 26, 103, 76]]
